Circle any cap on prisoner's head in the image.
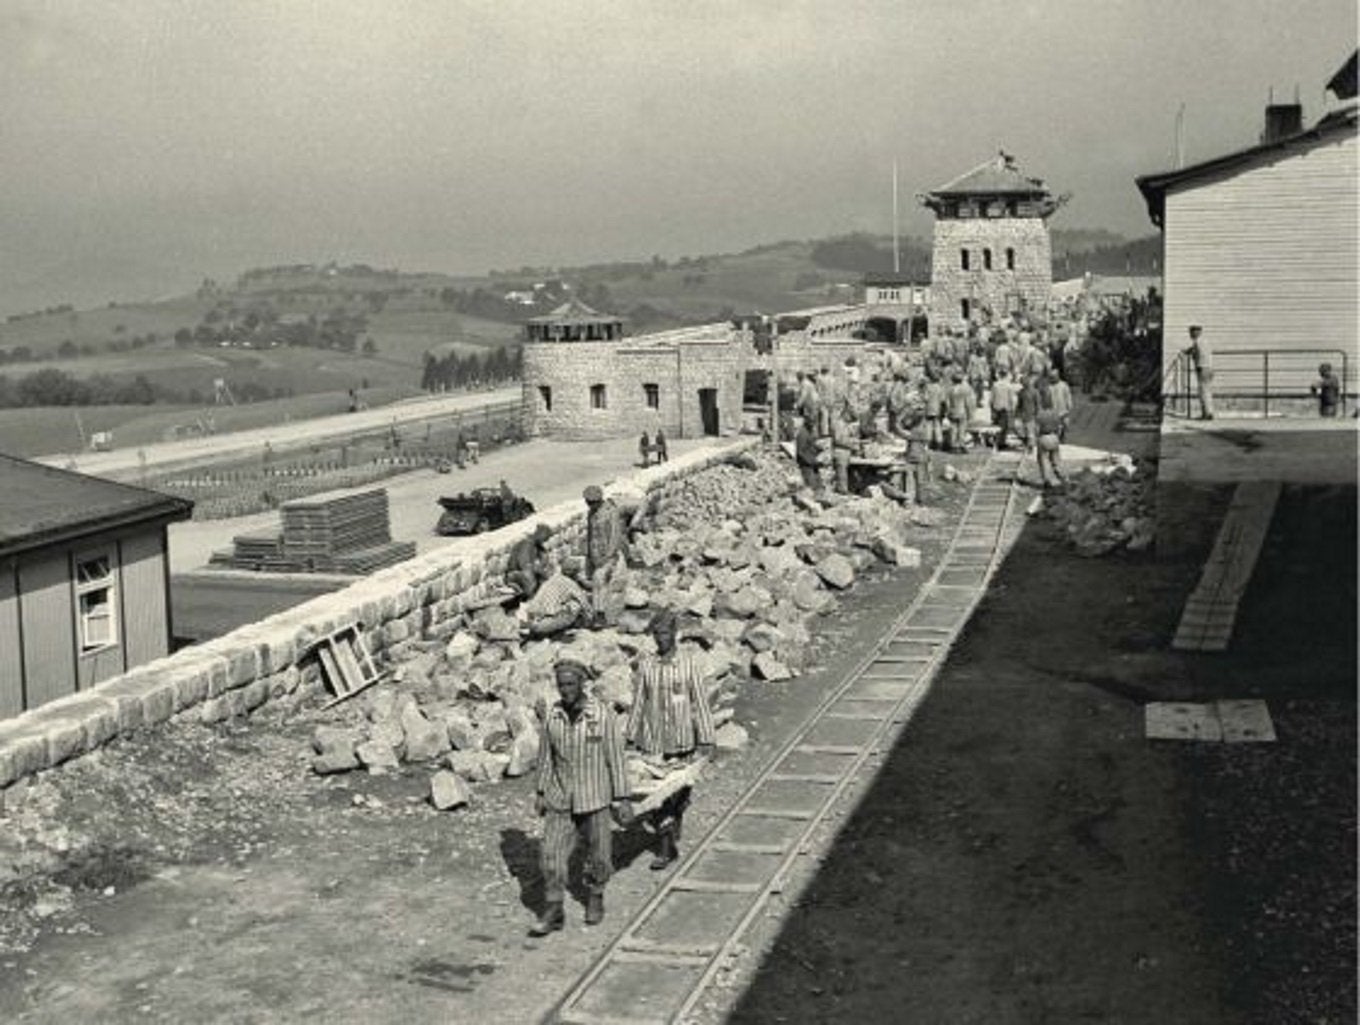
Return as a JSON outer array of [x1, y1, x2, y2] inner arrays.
[[554, 659, 591, 687], [1188, 325, 1202, 336], [582, 484, 604, 505], [1320, 362, 1333, 375], [533, 523, 552, 543], [1048, 368, 1060, 381]]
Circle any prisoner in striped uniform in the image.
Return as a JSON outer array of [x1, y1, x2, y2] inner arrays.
[[531, 659, 634, 935], [626, 610, 716, 869]]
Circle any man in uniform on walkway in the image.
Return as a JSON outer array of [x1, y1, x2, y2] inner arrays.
[[531, 660, 635, 935], [626, 610, 715, 870], [1183, 324, 1214, 420]]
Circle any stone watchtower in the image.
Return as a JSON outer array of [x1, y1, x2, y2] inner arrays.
[[919, 152, 1063, 332]]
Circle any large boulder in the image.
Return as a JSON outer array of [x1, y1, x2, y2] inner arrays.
[[715, 586, 763, 619], [505, 730, 540, 778], [872, 537, 921, 567], [752, 652, 793, 681], [356, 739, 400, 772], [401, 702, 451, 763], [429, 770, 471, 810], [441, 708, 482, 752], [815, 553, 856, 590], [715, 722, 750, 751]]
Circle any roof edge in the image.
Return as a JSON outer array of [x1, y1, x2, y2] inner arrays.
[[0, 499, 193, 561], [1135, 105, 1358, 227]]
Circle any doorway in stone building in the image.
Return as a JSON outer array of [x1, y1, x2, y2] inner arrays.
[[698, 388, 720, 436]]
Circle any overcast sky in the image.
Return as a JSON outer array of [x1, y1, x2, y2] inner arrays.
[[0, 0, 1354, 312]]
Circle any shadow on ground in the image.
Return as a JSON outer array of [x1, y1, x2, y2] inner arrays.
[[726, 483, 1356, 1025]]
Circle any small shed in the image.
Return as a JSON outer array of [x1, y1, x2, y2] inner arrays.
[[0, 454, 193, 718]]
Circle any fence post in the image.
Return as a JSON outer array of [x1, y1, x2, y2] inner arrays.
[[1262, 351, 1270, 419]]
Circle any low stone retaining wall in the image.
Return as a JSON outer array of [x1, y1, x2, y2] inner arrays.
[[0, 439, 758, 793]]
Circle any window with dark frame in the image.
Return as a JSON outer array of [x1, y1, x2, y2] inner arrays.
[[1006, 247, 1016, 270], [590, 383, 607, 409], [74, 552, 117, 654], [538, 385, 552, 411], [960, 248, 970, 271], [643, 383, 660, 409], [983, 248, 993, 270]]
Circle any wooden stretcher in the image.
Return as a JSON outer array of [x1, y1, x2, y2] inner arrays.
[[626, 754, 710, 818]]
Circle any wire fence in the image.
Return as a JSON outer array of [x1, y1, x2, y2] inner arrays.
[[150, 400, 525, 520]]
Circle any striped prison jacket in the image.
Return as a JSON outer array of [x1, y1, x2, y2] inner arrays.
[[625, 653, 716, 757], [537, 698, 631, 814]]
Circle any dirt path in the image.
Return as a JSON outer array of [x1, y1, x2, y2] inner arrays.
[[0, 463, 978, 1024], [39, 388, 521, 481]]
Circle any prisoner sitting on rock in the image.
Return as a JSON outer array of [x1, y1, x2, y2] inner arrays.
[[625, 609, 716, 870], [506, 523, 554, 601]]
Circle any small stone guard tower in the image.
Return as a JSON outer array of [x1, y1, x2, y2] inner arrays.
[[920, 152, 1063, 331]]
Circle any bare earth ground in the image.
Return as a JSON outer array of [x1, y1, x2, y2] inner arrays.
[[0, 457, 976, 1024], [699, 429, 1357, 1023], [3, 410, 1353, 1025]]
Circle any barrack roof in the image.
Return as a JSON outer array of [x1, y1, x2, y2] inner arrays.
[[0, 452, 193, 559]]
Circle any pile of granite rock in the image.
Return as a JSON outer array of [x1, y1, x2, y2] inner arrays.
[[307, 449, 949, 809], [1040, 456, 1155, 557]]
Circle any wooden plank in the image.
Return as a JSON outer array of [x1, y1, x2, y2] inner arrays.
[[610, 950, 710, 968], [738, 807, 814, 820], [707, 842, 787, 856], [669, 878, 762, 895], [767, 773, 842, 785]]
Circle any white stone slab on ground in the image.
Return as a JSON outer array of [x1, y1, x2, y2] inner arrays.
[[1216, 699, 1277, 743], [1144, 699, 1275, 744], [1144, 702, 1224, 742]]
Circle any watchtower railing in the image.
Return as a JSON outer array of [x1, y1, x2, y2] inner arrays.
[[1163, 348, 1352, 419]]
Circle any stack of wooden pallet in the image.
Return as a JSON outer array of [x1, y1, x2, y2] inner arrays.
[[223, 489, 414, 574]]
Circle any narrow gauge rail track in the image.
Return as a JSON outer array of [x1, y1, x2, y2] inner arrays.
[[545, 450, 1029, 1025]]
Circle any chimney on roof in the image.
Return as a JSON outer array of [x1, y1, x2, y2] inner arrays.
[[1261, 102, 1303, 143]]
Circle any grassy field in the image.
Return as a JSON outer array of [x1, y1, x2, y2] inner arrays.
[[0, 386, 423, 458]]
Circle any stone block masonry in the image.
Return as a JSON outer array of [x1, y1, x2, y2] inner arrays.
[[0, 439, 759, 794], [929, 217, 1052, 330]]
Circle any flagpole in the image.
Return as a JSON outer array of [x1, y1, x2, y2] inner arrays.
[[892, 159, 901, 274]]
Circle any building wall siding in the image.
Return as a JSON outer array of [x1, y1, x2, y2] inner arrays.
[[118, 530, 169, 672], [0, 562, 22, 718], [18, 551, 77, 709], [1162, 131, 1359, 389], [928, 217, 1052, 330]]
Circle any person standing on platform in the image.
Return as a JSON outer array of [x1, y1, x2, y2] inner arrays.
[[654, 428, 668, 463], [531, 660, 635, 935], [626, 610, 715, 870], [1311, 363, 1341, 418], [1182, 325, 1215, 420]]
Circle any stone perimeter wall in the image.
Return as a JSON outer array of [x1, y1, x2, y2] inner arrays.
[[0, 439, 758, 794]]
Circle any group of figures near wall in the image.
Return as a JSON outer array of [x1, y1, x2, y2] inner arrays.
[[784, 313, 1079, 494]]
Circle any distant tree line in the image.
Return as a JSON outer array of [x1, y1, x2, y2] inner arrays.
[[420, 346, 522, 392], [6, 303, 75, 323], [172, 303, 376, 354], [0, 367, 296, 409]]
